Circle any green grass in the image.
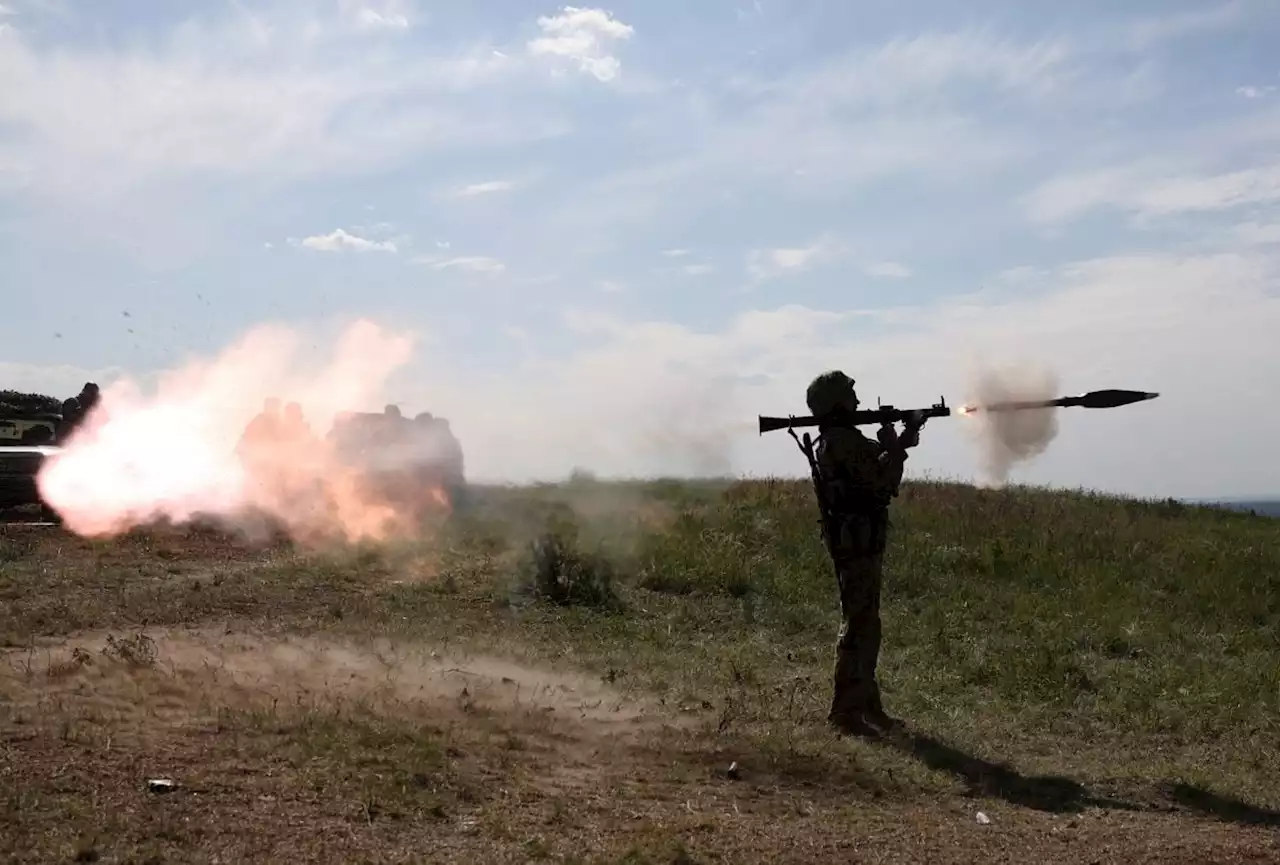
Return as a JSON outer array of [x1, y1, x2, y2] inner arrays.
[[363, 478, 1280, 802], [2, 476, 1279, 862]]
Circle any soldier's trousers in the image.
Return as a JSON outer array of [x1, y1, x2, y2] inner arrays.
[[829, 551, 885, 720]]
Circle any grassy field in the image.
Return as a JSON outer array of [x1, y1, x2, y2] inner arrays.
[[1, 477, 1278, 863]]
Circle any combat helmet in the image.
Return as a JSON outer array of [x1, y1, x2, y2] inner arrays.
[[806, 370, 856, 416]]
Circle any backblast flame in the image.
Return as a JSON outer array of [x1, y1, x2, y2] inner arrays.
[[34, 319, 453, 546]]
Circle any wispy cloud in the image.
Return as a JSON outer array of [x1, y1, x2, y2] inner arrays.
[[1232, 221, 1280, 245], [295, 228, 398, 253], [1236, 85, 1276, 99], [746, 235, 843, 281], [0, 6, 537, 199], [1026, 162, 1280, 224], [526, 6, 634, 82], [865, 261, 912, 279], [341, 0, 412, 31], [412, 254, 506, 274], [1126, 0, 1254, 49], [451, 179, 517, 198]]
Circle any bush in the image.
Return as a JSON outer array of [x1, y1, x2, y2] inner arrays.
[[518, 511, 623, 611]]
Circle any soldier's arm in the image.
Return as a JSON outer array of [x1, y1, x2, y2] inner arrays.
[[826, 430, 907, 498]]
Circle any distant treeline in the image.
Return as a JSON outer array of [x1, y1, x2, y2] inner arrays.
[[0, 390, 63, 418]]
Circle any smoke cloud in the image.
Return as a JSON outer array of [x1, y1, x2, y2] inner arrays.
[[35, 319, 459, 544], [962, 363, 1060, 485]]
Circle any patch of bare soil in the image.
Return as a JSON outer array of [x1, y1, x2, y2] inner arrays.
[[2, 630, 1277, 864], [2, 627, 667, 742]]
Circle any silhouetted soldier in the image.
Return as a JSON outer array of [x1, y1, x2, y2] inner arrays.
[[56, 397, 81, 443], [56, 382, 102, 441], [77, 382, 100, 416], [805, 370, 923, 737]]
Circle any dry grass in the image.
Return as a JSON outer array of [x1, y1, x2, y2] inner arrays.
[[1, 477, 1278, 863]]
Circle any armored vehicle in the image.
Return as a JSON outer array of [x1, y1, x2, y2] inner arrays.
[[0, 444, 60, 521], [327, 406, 466, 516]]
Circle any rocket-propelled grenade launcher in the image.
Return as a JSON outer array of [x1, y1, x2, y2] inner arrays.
[[757, 388, 1160, 435]]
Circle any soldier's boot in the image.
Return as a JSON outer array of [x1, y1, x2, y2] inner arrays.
[[862, 682, 901, 733], [827, 646, 879, 738]]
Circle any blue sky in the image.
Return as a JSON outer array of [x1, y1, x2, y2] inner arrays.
[[2, 0, 1279, 497]]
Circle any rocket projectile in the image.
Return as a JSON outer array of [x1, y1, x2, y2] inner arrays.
[[976, 389, 1160, 412]]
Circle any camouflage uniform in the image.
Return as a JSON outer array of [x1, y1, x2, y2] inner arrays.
[[806, 371, 917, 736]]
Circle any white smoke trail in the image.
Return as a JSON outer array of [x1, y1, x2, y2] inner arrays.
[[961, 363, 1060, 486]]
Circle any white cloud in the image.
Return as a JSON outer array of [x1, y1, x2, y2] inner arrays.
[[1233, 221, 1280, 245], [746, 234, 843, 280], [412, 255, 506, 274], [1236, 85, 1276, 99], [296, 229, 397, 253], [1025, 162, 1280, 224], [866, 261, 912, 279], [1127, 1, 1253, 49], [996, 265, 1052, 284], [681, 263, 715, 276], [451, 179, 517, 198], [341, 0, 412, 31], [1136, 165, 1280, 216], [0, 6, 532, 200], [662, 248, 690, 257], [1022, 167, 1145, 224], [535, 26, 1081, 249], [526, 6, 634, 82], [738, 29, 1074, 110]]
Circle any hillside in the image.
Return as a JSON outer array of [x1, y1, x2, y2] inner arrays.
[[1, 478, 1277, 863]]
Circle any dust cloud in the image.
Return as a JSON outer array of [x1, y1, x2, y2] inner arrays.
[[35, 319, 457, 544], [961, 363, 1060, 486]]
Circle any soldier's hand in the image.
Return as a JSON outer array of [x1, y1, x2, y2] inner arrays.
[[877, 423, 899, 448], [899, 422, 921, 449]]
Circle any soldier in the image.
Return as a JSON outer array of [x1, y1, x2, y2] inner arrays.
[[805, 370, 923, 737], [56, 397, 81, 442], [237, 397, 282, 459], [57, 382, 101, 441], [279, 401, 311, 443], [77, 382, 100, 415]]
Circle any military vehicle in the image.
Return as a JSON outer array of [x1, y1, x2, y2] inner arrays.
[[0, 387, 88, 521], [0, 416, 59, 445], [0, 444, 60, 521], [327, 405, 467, 516]]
